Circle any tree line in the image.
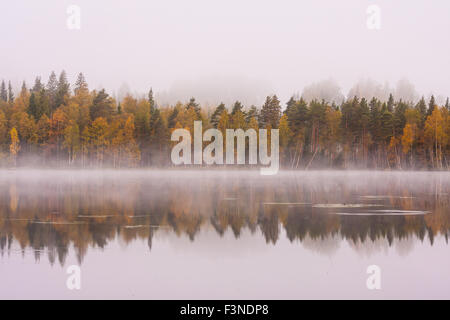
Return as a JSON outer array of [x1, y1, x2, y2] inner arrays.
[[1, 71, 449, 169]]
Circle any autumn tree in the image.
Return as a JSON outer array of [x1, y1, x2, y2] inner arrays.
[[63, 121, 81, 165], [122, 94, 138, 114], [217, 109, 230, 154], [9, 112, 36, 152], [73, 73, 91, 108], [0, 110, 7, 156], [89, 117, 109, 166], [401, 123, 414, 165], [123, 116, 141, 166], [278, 114, 292, 163], [230, 101, 246, 129], [245, 105, 259, 124], [111, 116, 141, 167], [424, 107, 446, 168], [36, 115, 50, 147], [217, 108, 229, 136], [323, 106, 342, 165], [14, 82, 29, 112], [186, 97, 201, 119], [48, 108, 68, 162], [9, 128, 20, 166]]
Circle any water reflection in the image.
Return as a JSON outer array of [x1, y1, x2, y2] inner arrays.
[[0, 170, 449, 266]]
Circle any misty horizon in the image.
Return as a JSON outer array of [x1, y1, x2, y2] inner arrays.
[[2, 0, 450, 106], [3, 73, 449, 109]]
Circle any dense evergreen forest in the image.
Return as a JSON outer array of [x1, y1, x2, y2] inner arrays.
[[1, 71, 449, 169]]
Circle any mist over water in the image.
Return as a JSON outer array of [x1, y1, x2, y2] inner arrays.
[[0, 170, 449, 298], [2, 0, 450, 301]]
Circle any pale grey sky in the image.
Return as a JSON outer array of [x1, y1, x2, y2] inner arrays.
[[1, 0, 449, 105]]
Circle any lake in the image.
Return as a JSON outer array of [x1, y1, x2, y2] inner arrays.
[[0, 170, 449, 299]]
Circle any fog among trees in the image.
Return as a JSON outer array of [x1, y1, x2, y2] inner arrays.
[[1, 71, 450, 169]]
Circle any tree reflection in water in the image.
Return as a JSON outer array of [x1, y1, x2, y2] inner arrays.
[[0, 170, 448, 266]]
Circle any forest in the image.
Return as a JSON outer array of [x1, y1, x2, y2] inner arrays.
[[1, 71, 450, 169]]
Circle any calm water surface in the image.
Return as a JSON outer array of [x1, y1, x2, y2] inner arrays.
[[0, 170, 449, 299]]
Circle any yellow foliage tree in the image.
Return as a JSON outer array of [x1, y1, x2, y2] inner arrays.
[[217, 109, 229, 136], [279, 114, 292, 150], [323, 107, 342, 163], [63, 121, 81, 165], [123, 116, 141, 167], [424, 107, 446, 168], [90, 117, 109, 166], [231, 110, 246, 130], [9, 127, 20, 166], [401, 123, 414, 155], [0, 110, 7, 153], [387, 136, 401, 168]]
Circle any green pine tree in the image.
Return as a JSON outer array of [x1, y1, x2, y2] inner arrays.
[[167, 106, 179, 128], [27, 89, 50, 120], [7, 81, 14, 102], [211, 103, 226, 128], [74, 72, 88, 96], [245, 105, 259, 124], [231, 101, 244, 115], [46, 71, 58, 111], [427, 95, 436, 116], [0, 81, 7, 102], [415, 96, 427, 128], [90, 89, 114, 120], [32, 77, 43, 92], [387, 93, 395, 113], [148, 88, 155, 114], [186, 97, 201, 118], [55, 70, 70, 109], [260, 95, 281, 128]]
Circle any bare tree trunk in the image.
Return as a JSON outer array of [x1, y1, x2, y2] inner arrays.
[[305, 147, 319, 170]]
